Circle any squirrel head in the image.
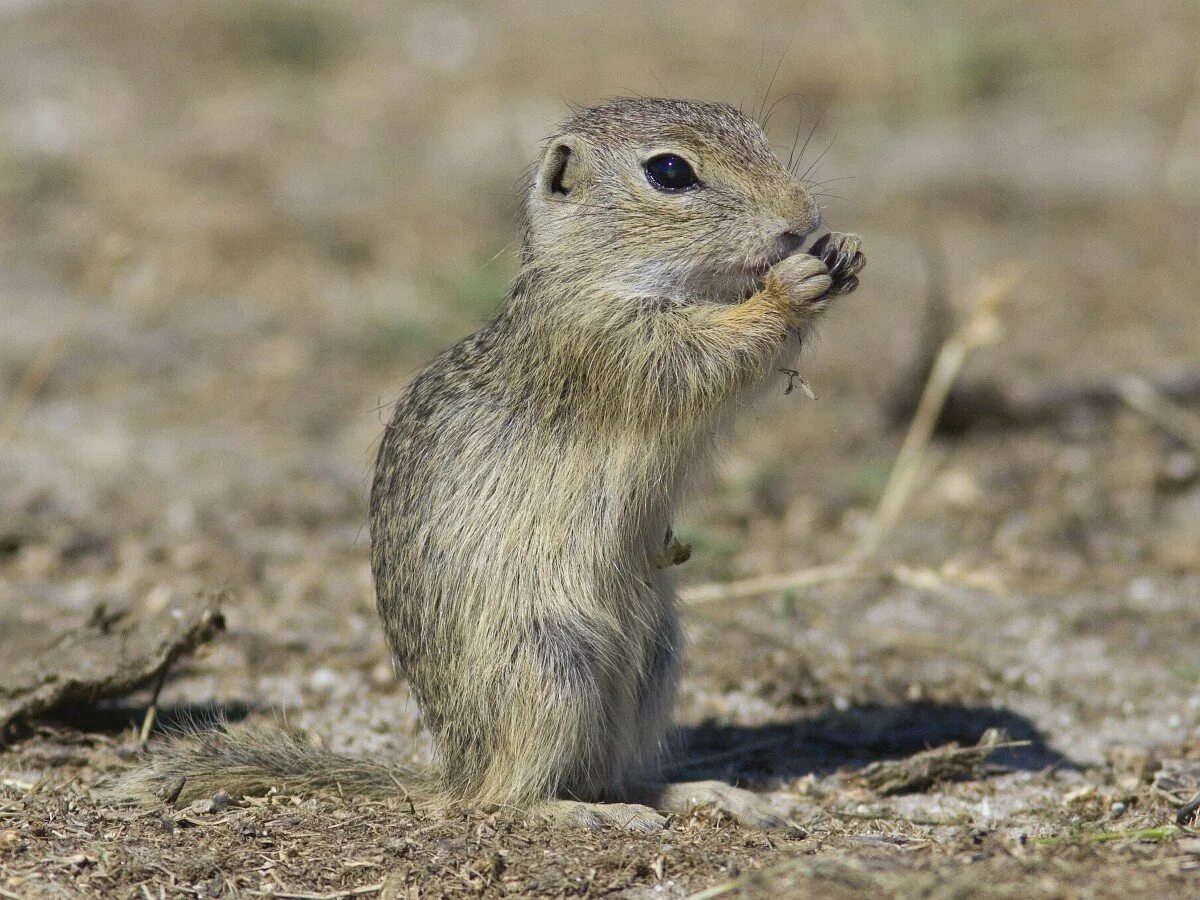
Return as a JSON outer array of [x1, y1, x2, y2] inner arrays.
[[522, 97, 822, 304]]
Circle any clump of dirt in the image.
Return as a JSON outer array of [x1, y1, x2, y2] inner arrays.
[[1, 593, 225, 740]]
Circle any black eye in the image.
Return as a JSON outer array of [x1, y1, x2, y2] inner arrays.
[[643, 154, 699, 192]]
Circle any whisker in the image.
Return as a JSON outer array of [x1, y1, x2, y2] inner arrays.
[[790, 80, 839, 173], [761, 90, 803, 133], [806, 175, 856, 188], [756, 37, 795, 123], [811, 192, 854, 205], [799, 127, 838, 183]]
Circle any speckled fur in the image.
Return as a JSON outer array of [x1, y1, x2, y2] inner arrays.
[[114, 98, 863, 823]]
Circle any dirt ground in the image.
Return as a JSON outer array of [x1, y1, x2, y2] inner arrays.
[[2, 1, 1199, 896]]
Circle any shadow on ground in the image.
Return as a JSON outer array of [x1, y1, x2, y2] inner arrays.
[[670, 702, 1073, 783], [34, 701, 252, 738]]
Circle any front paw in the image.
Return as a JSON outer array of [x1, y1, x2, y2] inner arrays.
[[763, 252, 833, 316], [651, 528, 692, 569], [807, 232, 865, 295]]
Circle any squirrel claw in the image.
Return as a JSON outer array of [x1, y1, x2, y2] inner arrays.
[[808, 232, 831, 258], [828, 274, 859, 295], [808, 232, 864, 296]]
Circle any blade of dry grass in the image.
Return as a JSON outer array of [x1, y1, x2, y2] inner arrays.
[[678, 562, 864, 605]]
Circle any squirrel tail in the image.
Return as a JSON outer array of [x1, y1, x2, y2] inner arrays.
[[109, 720, 437, 807]]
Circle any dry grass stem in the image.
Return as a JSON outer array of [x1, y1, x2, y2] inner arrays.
[[137, 665, 171, 749], [680, 562, 863, 605]]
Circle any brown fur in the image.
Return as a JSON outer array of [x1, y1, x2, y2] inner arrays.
[[113, 97, 864, 829]]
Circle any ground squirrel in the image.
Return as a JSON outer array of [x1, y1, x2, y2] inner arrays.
[[118, 97, 865, 831]]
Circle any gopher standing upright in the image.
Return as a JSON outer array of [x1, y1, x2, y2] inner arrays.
[[122, 97, 864, 831]]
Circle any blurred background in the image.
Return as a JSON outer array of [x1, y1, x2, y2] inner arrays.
[[2, 0, 1199, 763]]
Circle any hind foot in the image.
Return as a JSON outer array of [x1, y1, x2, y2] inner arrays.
[[537, 799, 668, 833], [635, 780, 784, 830]]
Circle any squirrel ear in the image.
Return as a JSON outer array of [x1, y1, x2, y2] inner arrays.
[[539, 138, 586, 196]]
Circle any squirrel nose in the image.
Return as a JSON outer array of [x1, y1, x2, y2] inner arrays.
[[777, 230, 805, 257]]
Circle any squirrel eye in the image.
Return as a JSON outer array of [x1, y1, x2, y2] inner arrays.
[[643, 154, 699, 192]]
